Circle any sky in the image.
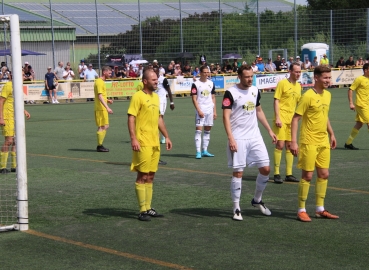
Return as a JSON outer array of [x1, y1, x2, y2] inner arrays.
[[286, 0, 307, 5]]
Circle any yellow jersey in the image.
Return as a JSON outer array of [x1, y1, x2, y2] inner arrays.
[[320, 58, 329, 66], [295, 88, 331, 146], [1, 81, 14, 120], [274, 78, 302, 123], [128, 90, 160, 147], [350, 75, 369, 108], [94, 78, 107, 111]]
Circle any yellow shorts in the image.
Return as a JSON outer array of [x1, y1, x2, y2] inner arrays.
[[95, 110, 109, 127], [355, 106, 369, 123], [130, 146, 160, 173], [297, 143, 330, 171], [272, 121, 291, 141], [1, 119, 15, 137]]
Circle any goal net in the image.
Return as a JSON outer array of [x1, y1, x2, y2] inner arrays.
[[0, 14, 29, 232]]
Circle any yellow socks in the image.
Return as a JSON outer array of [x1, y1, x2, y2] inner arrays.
[[315, 178, 328, 209], [145, 183, 153, 211], [274, 148, 282, 175], [135, 183, 146, 213], [97, 130, 106, 146], [346, 128, 359, 145], [11, 151, 16, 169], [0, 151, 8, 169], [298, 179, 310, 210], [285, 150, 294, 176]]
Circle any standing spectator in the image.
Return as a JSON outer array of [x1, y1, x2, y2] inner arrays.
[[23, 65, 35, 104], [344, 63, 369, 150], [232, 62, 239, 73], [192, 67, 200, 77], [152, 60, 159, 69], [54, 61, 64, 80], [251, 62, 259, 72], [78, 59, 87, 80], [345, 56, 355, 69], [127, 69, 172, 221], [319, 54, 329, 67], [272, 63, 302, 184], [287, 57, 294, 69], [295, 56, 303, 67], [85, 63, 99, 101], [274, 55, 282, 71], [302, 58, 312, 70], [94, 66, 113, 152], [45, 66, 58, 104], [214, 63, 221, 74], [256, 57, 265, 72], [222, 65, 277, 221], [224, 60, 232, 72], [265, 58, 276, 73], [63, 63, 75, 103], [0, 66, 12, 82], [290, 66, 338, 222], [158, 64, 165, 76], [182, 63, 191, 76], [191, 66, 217, 159], [280, 58, 288, 71], [335, 57, 346, 69], [311, 56, 319, 68], [356, 57, 364, 67], [174, 64, 182, 76]]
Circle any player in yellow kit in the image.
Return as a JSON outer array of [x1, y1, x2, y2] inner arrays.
[[0, 81, 30, 173], [273, 63, 302, 183], [128, 69, 172, 221], [344, 63, 369, 150], [94, 66, 113, 152], [290, 66, 339, 222]]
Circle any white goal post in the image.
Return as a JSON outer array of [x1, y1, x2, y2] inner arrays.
[[0, 14, 29, 232]]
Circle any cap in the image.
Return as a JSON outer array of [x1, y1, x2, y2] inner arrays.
[[47, 66, 52, 69], [258, 57, 263, 61], [296, 56, 300, 58], [153, 59, 158, 63], [256, 55, 259, 58], [25, 61, 29, 65]]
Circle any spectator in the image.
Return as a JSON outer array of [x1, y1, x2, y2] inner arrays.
[[295, 56, 303, 67], [84, 63, 98, 101], [192, 66, 200, 76], [335, 57, 346, 69], [214, 63, 221, 74], [255, 55, 260, 63], [158, 64, 165, 76], [356, 57, 364, 67], [273, 55, 282, 71], [128, 65, 137, 78], [224, 60, 232, 72], [136, 64, 144, 78], [265, 58, 276, 73], [256, 57, 265, 72], [78, 59, 87, 81], [174, 64, 182, 76], [182, 63, 191, 76], [233, 58, 241, 68], [251, 62, 258, 72], [302, 58, 312, 70], [311, 56, 319, 68], [0, 66, 12, 82], [63, 63, 75, 103], [45, 66, 58, 104], [54, 61, 64, 80], [365, 57, 369, 64], [345, 56, 355, 69], [23, 62, 29, 73], [319, 54, 329, 67], [287, 57, 294, 69], [152, 59, 159, 69], [114, 67, 124, 79], [232, 62, 239, 73], [280, 58, 288, 71]]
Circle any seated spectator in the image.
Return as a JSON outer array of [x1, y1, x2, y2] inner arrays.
[[182, 63, 191, 76], [23, 65, 34, 82], [311, 56, 319, 68], [192, 66, 200, 76], [356, 57, 364, 67], [233, 58, 241, 68], [295, 56, 303, 67], [0, 66, 12, 82], [255, 57, 265, 72], [319, 54, 329, 66], [114, 67, 124, 79], [302, 58, 312, 70], [224, 60, 232, 72], [335, 57, 345, 69], [232, 62, 239, 73], [214, 63, 221, 74], [265, 58, 276, 73], [166, 63, 175, 75], [152, 60, 159, 69], [365, 57, 369, 64], [210, 63, 216, 73], [280, 58, 288, 71], [174, 64, 182, 76], [251, 62, 258, 72], [128, 65, 137, 78], [287, 57, 294, 69], [345, 56, 355, 68], [159, 64, 165, 76]]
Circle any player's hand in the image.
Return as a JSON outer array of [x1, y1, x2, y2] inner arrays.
[[0, 118, 5, 126], [170, 104, 175, 110], [213, 112, 217, 120], [290, 142, 299, 157], [275, 118, 282, 128], [349, 103, 355, 111], [228, 137, 237, 152], [269, 130, 277, 144], [198, 110, 204, 118], [131, 138, 140, 152], [107, 107, 113, 114], [165, 138, 172, 150], [24, 110, 31, 119], [330, 135, 337, 150], [107, 99, 113, 104]]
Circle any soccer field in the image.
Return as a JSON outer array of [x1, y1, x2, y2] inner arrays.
[[1, 88, 369, 269]]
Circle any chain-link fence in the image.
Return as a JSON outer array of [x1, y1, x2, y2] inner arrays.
[[1, 1, 368, 80]]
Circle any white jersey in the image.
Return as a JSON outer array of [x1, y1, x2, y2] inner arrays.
[[222, 85, 262, 139], [190, 79, 215, 113], [155, 75, 169, 101]]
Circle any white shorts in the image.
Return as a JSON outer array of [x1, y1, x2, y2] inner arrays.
[[195, 111, 214, 127], [227, 137, 270, 169], [159, 101, 167, 116]]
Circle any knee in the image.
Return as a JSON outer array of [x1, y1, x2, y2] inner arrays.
[[259, 166, 270, 176], [232, 171, 243, 178], [318, 171, 329, 179]]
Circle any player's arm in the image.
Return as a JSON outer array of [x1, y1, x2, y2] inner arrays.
[[159, 117, 172, 150], [0, 96, 6, 126], [327, 118, 336, 149], [290, 113, 302, 156], [128, 114, 140, 151], [164, 78, 174, 110], [256, 105, 277, 144], [24, 110, 31, 119], [348, 89, 355, 110], [98, 93, 113, 114], [191, 84, 204, 118], [274, 98, 282, 127], [212, 93, 217, 120], [223, 108, 237, 152]]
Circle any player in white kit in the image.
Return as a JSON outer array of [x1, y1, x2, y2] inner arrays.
[[222, 64, 277, 221], [190, 66, 217, 159]]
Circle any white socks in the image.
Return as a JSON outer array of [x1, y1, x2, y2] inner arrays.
[[195, 130, 202, 152], [254, 173, 269, 203], [231, 176, 242, 213]]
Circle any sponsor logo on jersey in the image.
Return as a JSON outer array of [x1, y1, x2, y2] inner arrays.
[[222, 98, 231, 107], [191, 87, 197, 94]]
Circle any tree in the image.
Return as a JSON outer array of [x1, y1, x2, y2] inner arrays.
[[307, 0, 369, 10]]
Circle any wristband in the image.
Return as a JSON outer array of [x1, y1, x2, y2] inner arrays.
[[170, 102, 174, 105]]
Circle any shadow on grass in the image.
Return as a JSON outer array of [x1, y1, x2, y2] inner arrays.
[[160, 153, 197, 158], [82, 208, 137, 219], [335, 146, 366, 150], [68, 149, 97, 152], [170, 207, 297, 220], [105, 161, 131, 166]]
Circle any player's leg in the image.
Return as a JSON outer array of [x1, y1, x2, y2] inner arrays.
[[1, 120, 14, 173], [195, 112, 204, 159], [159, 102, 166, 144], [95, 110, 109, 152], [48, 89, 53, 103], [10, 140, 16, 172], [53, 88, 59, 104], [201, 112, 214, 157], [315, 147, 339, 219], [345, 121, 362, 149], [284, 140, 298, 182], [273, 140, 284, 183]]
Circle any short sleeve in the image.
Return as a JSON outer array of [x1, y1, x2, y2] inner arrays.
[[222, 90, 234, 109], [190, 83, 198, 96]]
